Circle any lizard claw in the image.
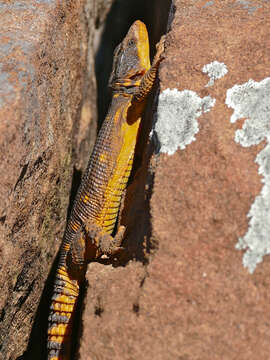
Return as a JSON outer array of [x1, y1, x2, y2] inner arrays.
[[153, 35, 166, 65], [156, 35, 166, 51]]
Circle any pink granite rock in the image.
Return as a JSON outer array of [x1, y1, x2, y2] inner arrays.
[[0, 1, 97, 358], [80, 1, 270, 359]]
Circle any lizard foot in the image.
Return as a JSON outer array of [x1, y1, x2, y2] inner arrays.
[[98, 225, 126, 256], [153, 34, 166, 66], [84, 220, 126, 257]]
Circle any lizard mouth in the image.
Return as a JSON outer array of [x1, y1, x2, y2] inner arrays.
[[111, 70, 146, 92]]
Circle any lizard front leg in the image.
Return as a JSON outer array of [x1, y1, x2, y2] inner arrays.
[[66, 230, 87, 277], [134, 35, 165, 102]]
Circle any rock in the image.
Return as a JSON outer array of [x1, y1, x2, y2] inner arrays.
[[80, 1, 270, 359], [0, 1, 97, 358]]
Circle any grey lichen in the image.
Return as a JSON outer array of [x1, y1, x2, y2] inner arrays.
[[226, 77, 270, 273], [203, 1, 215, 7], [202, 61, 228, 87], [154, 88, 216, 155], [236, 0, 261, 14], [0, 66, 15, 108]]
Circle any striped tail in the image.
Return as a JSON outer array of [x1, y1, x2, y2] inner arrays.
[[47, 263, 79, 360]]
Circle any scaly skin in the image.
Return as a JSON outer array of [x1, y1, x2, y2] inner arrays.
[[47, 20, 165, 360]]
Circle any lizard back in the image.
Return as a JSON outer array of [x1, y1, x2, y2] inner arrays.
[[67, 20, 151, 236]]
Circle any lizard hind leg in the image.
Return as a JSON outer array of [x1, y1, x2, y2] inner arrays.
[[66, 230, 87, 280], [85, 220, 126, 258]]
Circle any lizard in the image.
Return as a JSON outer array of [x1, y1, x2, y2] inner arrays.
[[47, 20, 165, 360]]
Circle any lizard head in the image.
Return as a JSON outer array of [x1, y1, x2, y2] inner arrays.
[[109, 20, 151, 90]]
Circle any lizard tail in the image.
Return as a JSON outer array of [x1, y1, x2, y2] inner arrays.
[[47, 264, 79, 360]]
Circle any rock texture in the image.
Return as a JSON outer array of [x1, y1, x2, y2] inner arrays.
[[0, 1, 98, 358], [80, 1, 270, 360]]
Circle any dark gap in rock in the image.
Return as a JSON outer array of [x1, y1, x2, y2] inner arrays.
[[67, 166, 82, 220], [130, 0, 172, 260], [133, 303, 140, 315], [15, 280, 35, 308], [13, 251, 35, 292], [0, 301, 8, 322], [94, 306, 104, 317], [139, 274, 147, 288], [94, 296, 104, 317], [14, 162, 28, 190], [0, 215, 6, 224], [19, 253, 60, 360], [11, 214, 26, 237], [33, 155, 43, 170]]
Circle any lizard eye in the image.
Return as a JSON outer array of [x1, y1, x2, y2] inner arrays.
[[128, 39, 135, 47]]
